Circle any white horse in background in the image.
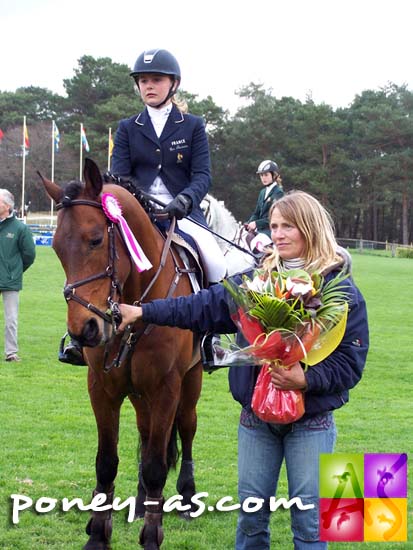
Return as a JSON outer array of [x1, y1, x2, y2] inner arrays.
[[201, 194, 257, 276]]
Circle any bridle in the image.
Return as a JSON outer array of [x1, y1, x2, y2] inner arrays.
[[56, 198, 123, 327], [56, 195, 194, 353]]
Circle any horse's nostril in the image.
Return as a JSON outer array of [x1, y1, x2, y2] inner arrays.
[[82, 318, 100, 346]]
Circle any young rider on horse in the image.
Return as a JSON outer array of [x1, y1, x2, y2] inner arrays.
[[111, 48, 226, 283], [245, 160, 284, 253], [59, 48, 226, 365]]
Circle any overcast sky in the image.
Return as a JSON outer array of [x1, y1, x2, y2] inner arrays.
[[2, 0, 412, 114]]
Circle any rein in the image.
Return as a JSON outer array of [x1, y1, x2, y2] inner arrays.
[[137, 189, 256, 259], [105, 172, 255, 257]]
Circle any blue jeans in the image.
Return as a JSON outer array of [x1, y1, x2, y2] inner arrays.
[[236, 408, 336, 550]]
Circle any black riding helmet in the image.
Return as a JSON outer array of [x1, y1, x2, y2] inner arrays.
[[131, 49, 181, 108]]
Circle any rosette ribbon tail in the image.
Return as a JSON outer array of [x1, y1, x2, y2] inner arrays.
[[118, 216, 153, 272], [102, 193, 152, 272]]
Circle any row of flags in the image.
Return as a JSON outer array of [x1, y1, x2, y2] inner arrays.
[[0, 120, 115, 157], [7, 117, 115, 220]]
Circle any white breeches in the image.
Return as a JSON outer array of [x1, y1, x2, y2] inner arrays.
[[177, 217, 227, 283], [149, 185, 227, 282]]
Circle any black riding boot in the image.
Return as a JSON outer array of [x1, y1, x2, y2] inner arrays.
[[58, 333, 87, 366]]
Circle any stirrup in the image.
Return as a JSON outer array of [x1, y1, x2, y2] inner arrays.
[[201, 333, 234, 373], [58, 332, 87, 366]]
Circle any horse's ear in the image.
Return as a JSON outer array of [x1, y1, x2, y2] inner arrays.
[[83, 158, 103, 198], [37, 171, 63, 203]]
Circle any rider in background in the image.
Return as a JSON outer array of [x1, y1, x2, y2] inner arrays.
[[111, 48, 226, 284], [245, 160, 284, 253]]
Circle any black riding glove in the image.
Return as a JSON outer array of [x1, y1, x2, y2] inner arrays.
[[161, 194, 193, 220]]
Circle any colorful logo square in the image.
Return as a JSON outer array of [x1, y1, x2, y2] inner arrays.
[[319, 453, 364, 498], [364, 453, 407, 498], [364, 498, 407, 542], [319, 498, 364, 542]]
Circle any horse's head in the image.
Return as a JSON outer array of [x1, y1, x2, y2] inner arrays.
[[200, 195, 212, 226], [39, 158, 136, 347]]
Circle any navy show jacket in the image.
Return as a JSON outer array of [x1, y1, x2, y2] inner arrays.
[[112, 105, 211, 225], [141, 269, 369, 419]]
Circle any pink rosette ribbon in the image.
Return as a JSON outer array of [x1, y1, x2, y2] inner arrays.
[[102, 193, 152, 272]]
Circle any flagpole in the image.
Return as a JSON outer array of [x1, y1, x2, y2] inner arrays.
[[50, 121, 55, 226], [21, 116, 27, 220], [107, 127, 112, 170], [80, 123, 83, 180]]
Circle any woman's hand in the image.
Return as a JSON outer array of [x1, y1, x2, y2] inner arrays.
[[269, 362, 307, 391], [117, 303, 143, 331], [246, 221, 257, 232]]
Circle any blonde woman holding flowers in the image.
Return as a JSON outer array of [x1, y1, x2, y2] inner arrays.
[[118, 190, 369, 550]]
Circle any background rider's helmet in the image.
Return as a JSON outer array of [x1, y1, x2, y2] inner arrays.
[[256, 160, 279, 175], [130, 49, 181, 85]]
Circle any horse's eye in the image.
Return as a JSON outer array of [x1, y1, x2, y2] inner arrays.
[[89, 237, 103, 249]]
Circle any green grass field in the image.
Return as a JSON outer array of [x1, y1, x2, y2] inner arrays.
[[0, 248, 412, 549]]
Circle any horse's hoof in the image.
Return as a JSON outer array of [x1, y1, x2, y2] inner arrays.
[[83, 541, 109, 550], [139, 524, 164, 549], [178, 510, 194, 521]]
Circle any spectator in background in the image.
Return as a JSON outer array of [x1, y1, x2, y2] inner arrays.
[[0, 189, 36, 362]]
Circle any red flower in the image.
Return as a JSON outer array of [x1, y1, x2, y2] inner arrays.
[[232, 308, 264, 344], [249, 330, 287, 360]]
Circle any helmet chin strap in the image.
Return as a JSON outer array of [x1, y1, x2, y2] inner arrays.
[[151, 80, 178, 109]]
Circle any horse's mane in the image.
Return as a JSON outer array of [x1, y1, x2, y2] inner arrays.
[[201, 193, 255, 274], [202, 194, 239, 229]]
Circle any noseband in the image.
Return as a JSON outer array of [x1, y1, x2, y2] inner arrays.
[[56, 198, 123, 326]]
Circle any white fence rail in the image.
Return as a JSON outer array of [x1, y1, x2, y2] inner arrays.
[[338, 238, 413, 257]]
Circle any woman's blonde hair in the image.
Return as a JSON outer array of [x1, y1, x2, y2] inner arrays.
[[262, 190, 339, 274]]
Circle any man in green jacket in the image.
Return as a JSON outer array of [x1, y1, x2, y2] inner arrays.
[[0, 189, 36, 362]]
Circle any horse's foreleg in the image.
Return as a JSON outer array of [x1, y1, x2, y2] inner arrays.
[[84, 384, 122, 550], [133, 388, 181, 549], [137, 437, 170, 549], [176, 362, 202, 517]]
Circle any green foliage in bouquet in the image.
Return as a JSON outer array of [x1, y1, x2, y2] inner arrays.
[[224, 268, 349, 335]]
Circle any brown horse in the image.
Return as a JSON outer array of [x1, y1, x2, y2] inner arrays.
[[40, 158, 203, 550]]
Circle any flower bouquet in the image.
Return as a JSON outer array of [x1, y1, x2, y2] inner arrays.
[[222, 268, 349, 424]]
